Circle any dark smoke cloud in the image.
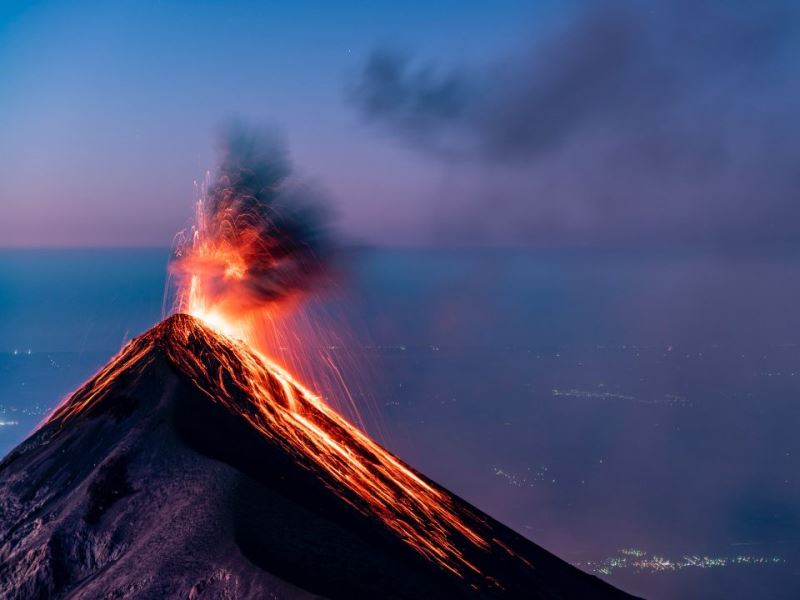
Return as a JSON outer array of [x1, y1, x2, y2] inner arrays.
[[172, 122, 334, 313], [350, 0, 800, 246], [351, 50, 474, 158]]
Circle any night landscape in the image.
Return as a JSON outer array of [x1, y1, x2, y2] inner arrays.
[[1, 2, 799, 599]]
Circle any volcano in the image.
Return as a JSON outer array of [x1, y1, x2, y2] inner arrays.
[[0, 314, 634, 599]]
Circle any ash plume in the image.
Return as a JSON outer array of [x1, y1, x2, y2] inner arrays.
[[350, 0, 800, 247], [171, 122, 334, 314]]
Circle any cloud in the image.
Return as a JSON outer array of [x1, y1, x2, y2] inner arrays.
[[350, 0, 800, 247]]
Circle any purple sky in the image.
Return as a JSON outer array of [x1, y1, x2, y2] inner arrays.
[[1, 1, 797, 248]]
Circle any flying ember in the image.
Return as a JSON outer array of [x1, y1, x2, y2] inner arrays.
[[169, 122, 332, 341], [155, 124, 523, 581]]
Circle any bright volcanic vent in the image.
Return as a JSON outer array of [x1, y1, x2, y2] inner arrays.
[[169, 122, 332, 341], [160, 124, 511, 580]]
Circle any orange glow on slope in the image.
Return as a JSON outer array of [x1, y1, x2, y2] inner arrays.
[[50, 178, 530, 585], [48, 315, 506, 581], [167, 180, 374, 429], [158, 186, 505, 579]]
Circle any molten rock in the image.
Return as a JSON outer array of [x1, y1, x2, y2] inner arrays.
[[0, 315, 635, 599]]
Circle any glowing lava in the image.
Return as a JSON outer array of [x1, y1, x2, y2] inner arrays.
[[50, 127, 531, 584], [162, 189, 495, 577], [48, 314, 509, 581]]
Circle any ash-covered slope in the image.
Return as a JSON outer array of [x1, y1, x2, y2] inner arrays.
[[0, 314, 635, 599]]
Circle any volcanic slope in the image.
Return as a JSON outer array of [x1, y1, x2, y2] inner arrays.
[[0, 314, 636, 599]]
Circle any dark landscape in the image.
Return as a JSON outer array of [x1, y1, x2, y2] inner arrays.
[[3, 247, 800, 599], [0, 314, 632, 599], [3, 1, 799, 597]]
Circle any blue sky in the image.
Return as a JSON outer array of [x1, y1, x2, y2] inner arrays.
[[1, 0, 797, 248], [0, 0, 546, 246]]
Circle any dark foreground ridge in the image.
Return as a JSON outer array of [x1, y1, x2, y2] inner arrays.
[[0, 314, 637, 599]]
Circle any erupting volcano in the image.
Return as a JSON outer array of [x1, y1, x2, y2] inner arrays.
[[0, 126, 634, 598]]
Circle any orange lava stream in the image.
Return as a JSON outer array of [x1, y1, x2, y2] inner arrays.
[[48, 315, 496, 579], [50, 193, 526, 583], [164, 195, 506, 578], [168, 315, 491, 577]]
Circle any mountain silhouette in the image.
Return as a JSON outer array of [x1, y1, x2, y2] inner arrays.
[[0, 314, 636, 599]]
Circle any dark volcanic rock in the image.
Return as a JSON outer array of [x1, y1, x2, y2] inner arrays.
[[84, 454, 136, 525], [0, 314, 638, 599]]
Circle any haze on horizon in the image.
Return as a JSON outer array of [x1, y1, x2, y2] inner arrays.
[[1, 0, 798, 249]]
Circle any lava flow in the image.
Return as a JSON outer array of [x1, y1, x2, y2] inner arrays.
[[49, 313, 497, 579], [49, 126, 529, 584]]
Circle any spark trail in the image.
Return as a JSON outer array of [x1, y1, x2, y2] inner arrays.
[[50, 124, 530, 584]]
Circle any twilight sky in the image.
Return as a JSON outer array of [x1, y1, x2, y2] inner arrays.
[[1, 0, 797, 248]]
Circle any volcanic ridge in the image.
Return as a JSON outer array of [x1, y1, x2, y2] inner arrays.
[[0, 314, 636, 599]]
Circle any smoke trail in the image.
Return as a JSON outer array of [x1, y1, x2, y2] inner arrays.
[[171, 122, 334, 317], [349, 0, 800, 247]]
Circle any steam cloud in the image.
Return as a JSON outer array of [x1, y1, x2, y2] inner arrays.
[[350, 0, 800, 246], [172, 122, 333, 313]]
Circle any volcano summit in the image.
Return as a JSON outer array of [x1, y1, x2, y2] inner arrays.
[[0, 315, 633, 599]]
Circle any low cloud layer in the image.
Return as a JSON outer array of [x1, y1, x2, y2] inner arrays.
[[351, 0, 800, 247]]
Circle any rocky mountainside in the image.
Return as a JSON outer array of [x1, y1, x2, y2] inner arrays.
[[0, 314, 636, 599]]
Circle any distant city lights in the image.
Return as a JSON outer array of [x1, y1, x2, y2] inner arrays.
[[580, 548, 785, 576]]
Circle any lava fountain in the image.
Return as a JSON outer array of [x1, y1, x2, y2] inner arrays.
[[169, 122, 332, 343], [60, 123, 528, 583]]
